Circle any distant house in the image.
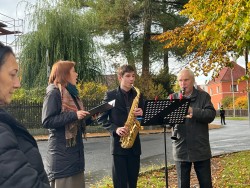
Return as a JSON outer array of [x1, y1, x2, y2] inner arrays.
[[197, 84, 208, 92], [207, 62, 247, 109]]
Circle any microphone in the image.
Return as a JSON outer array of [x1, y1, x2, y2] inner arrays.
[[179, 88, 186, 100], [154, 95, 158, 102]]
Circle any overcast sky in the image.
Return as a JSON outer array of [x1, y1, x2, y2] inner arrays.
[[1, 0, 248, 85], [0, 0, 36, 46], [0, 0, 36, 19]]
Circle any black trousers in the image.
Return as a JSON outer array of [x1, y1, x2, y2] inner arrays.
[[112, 154, 140, 188], [221, 115, 226, 125], [175, 159, 212, 188]]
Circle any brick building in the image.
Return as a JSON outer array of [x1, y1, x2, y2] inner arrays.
[[207, 63, 247, 109]]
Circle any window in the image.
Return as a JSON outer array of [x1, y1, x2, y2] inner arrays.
[[210, 88, 213, 95], [217, 103, 220, 110], [216, 86, 219, 93], [231, 84, 238, 92]]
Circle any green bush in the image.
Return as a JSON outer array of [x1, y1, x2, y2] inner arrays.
[[12, 81, 108, 103], [221, 96, 237, 109], [136, 76, 168, 100], [12, 87, 46, 103], [77, 81, 108, 101]]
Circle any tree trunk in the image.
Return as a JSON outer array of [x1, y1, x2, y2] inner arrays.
[[163, 25, 169, 73], [123, 25, 135, 68], [142, 0, 152, 78], [163, 50, 169, 73]]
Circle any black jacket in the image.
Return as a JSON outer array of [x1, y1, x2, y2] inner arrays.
[[0, 108, 50, 188], [98, 87, 144, 155], [172, 88, 216, 162], [220, 109, 225, 116], [42, 84, 91, 181]]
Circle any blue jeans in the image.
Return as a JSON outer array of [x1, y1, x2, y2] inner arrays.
[[175, 159, 212, 188]]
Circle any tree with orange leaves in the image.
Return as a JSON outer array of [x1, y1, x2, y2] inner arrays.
[[154, 0, 250, 78]]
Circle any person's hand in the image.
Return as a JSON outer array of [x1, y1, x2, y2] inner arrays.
[[134, 108, 143, 117], [76, 110, 90, 120], [91, 113, 100, 120], [116, 127, 129, 137], [186, 107, 193, 118]]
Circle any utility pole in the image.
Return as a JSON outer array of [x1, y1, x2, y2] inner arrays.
[[245, 47, 250, 126], [230, 67, 235, 117]]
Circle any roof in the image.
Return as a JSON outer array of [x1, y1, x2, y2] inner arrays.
[[0, 21, 22, 36], [208, 62, 246, 84], [0, 22, 7, 27]]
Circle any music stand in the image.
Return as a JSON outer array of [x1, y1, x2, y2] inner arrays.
[[141, 99, 190, 188]]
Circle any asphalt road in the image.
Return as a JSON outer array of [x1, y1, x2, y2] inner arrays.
[[37, 119, 250, 187]]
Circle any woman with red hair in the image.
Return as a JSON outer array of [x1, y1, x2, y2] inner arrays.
[[42, 60, 92, 188]]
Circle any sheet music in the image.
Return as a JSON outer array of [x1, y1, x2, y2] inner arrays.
[[141, 99, 190, 126], [86, 99, 115, 118]]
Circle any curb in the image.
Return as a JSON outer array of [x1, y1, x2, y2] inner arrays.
[[34, 124, 221, 141]]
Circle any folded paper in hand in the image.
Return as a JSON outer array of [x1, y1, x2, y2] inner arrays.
[[87, 99, 116, 117]]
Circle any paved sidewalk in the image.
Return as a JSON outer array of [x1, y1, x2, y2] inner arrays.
[[33, 128, 165, 140]]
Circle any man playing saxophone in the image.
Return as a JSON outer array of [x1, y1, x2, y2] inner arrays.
[[98, 64, 144, 188]]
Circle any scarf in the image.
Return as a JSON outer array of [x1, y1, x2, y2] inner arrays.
[[66, 82, 79, 97], [58, 84, 85, 147]]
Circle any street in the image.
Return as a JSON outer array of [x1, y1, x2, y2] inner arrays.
[[38, 119, 250, 187]]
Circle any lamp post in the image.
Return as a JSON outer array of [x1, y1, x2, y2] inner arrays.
[[230, 67, 235, 117], [244, 47, 250, 127]]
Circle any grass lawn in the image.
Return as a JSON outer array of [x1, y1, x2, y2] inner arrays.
[[90, 150, 250, 188]]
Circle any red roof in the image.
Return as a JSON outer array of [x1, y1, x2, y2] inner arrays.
[[208, 62, 246, 84]]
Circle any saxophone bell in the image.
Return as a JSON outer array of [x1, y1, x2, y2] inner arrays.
[[171, 126, 178, 140]]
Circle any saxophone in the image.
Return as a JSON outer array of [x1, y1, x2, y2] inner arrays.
[[120, 86, 141, 149]]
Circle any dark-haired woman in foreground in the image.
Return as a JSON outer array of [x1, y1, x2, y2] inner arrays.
[[0, 42, 50, 188]]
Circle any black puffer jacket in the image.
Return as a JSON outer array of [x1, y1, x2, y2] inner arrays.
[[0, 108, 50, 188], [42, 84, 91, 181]]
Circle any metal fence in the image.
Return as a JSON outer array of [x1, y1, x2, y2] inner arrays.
[[216, 109, 248, 117], [4, 101, 249, 130], [4, 100, 102, 129]]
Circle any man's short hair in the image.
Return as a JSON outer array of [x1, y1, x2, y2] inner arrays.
[[177, 68, 195, 81], [117, 64, 135, 77]]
